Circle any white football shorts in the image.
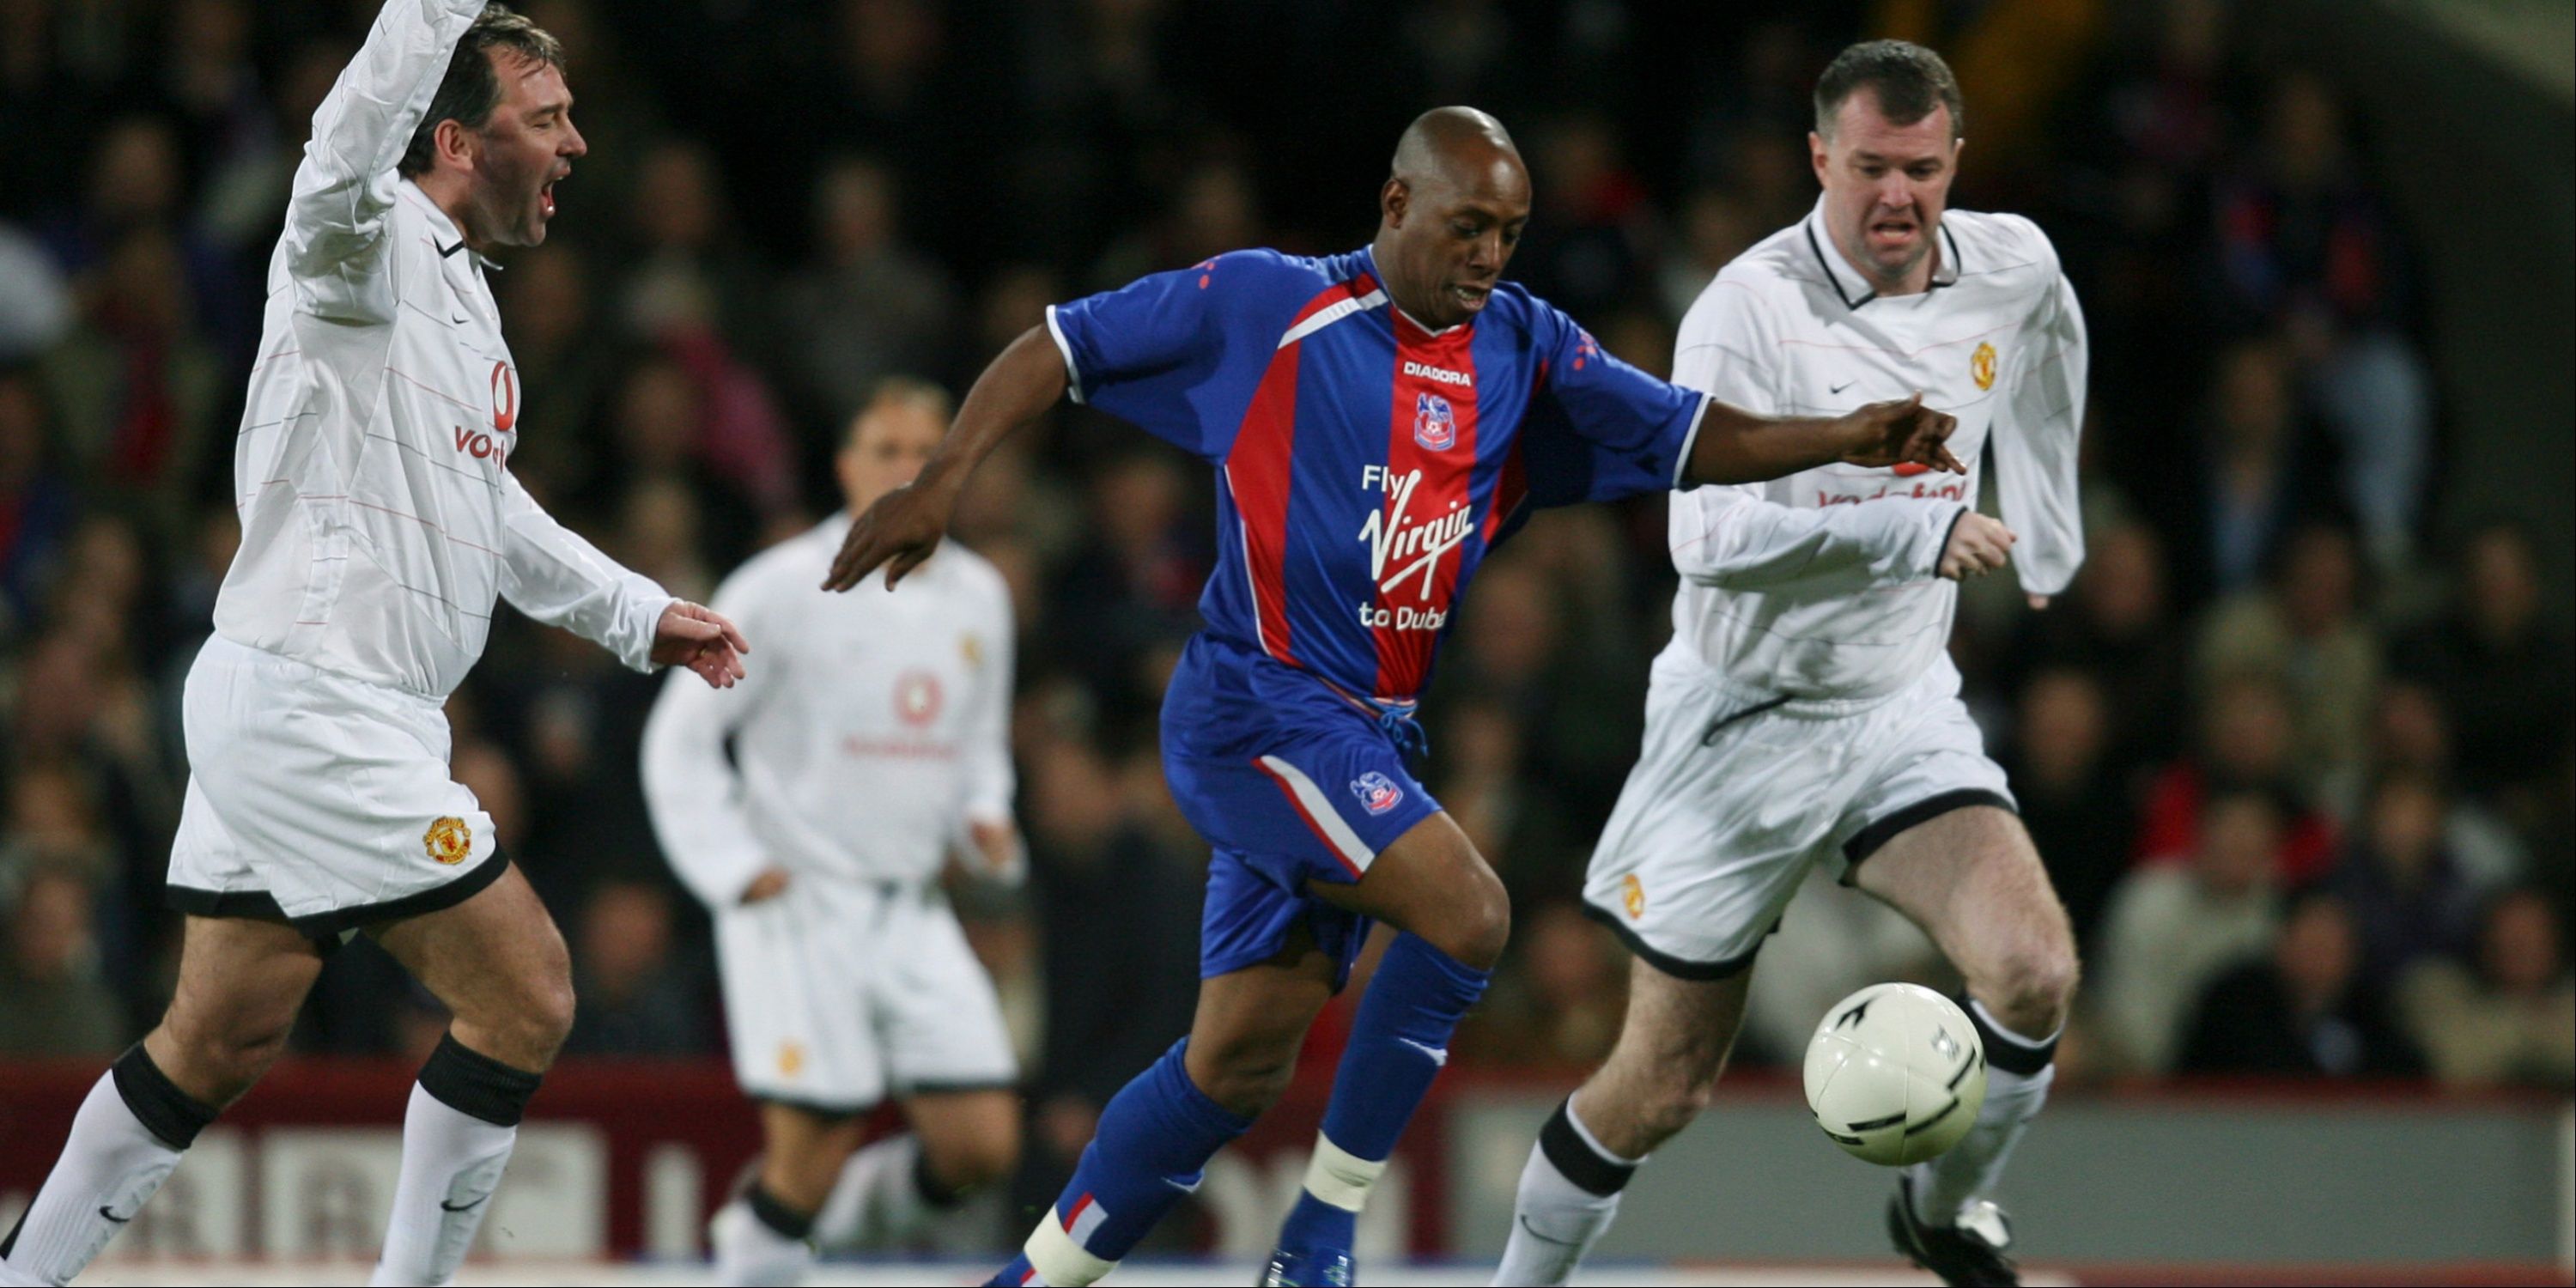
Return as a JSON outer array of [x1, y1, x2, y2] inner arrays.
[[166, 635, 507, 936], [714, 874, 1018, 1112], [1582, 644, 2014, 978]]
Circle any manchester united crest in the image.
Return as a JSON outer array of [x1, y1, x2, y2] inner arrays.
[[1971, 341, 1997, 392], [424, 815, 472, 866], [1622, 872, 1646, 920]]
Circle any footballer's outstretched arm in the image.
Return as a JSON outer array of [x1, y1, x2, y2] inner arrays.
[[824, 325, 1069, 592], [1681, 392, 1964, 487], [285, 0, 483, 292]]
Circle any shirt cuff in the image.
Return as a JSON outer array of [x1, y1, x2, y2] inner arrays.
[[1668, 393, 1712, 491], [1044, 304, 1084, 404]]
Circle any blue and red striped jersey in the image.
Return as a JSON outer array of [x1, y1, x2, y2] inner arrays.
[[1046, 246, 1708, 707]]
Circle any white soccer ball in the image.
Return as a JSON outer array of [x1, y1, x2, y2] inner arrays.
[[1802, 982, 1987, 1166]]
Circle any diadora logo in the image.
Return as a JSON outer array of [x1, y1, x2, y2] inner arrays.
[[1413, 391, 1457, 451], [1358, 465, 1473, 600], [1352, 771, 1404, 816], [1402, 360, 1473, 388]]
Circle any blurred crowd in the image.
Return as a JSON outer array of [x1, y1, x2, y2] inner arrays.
[[1, 0, 2569, 1200]]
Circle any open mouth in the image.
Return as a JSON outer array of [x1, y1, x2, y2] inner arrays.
[[1868, 216, 1917, 246], [1450, 283, 1492, 311], [540, 183, 556, 218]]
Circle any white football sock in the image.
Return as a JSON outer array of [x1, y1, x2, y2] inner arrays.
[[0, 1066, 196, 1285], [1905, 1000, 2057, 1228], [1492, 1097, 1638, 1287], [370, 1082, 518, 1286], [812, 1133, 930, 1250], [709, 1199, 816, 1287]]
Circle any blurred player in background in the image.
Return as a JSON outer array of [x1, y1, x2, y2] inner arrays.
[[1492, 41, 2087, 1288], [642, 380, 1023, 1285], [826, 106, 1961, 1288], [0, 5, 748, 1286]]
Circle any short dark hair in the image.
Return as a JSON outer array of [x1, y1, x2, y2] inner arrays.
[[1814, 39, 1965, 141], [397, 5, 565, 178]]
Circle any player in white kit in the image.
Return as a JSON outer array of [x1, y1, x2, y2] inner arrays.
[[1493, 42, 2087, 1288], [0, 6, 749, 1286], [642, 380, 1023, 1285]]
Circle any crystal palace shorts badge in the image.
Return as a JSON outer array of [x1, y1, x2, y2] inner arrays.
[[424, 816, 472, 866], [1413, 391, 1456, 451], [1352, 771, 1404, 816]]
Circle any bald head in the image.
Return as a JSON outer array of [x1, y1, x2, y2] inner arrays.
[[1392, 106, 1522, 191], [1374, 106, 1530, 330]]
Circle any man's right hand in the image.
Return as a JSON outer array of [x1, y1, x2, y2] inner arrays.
[[823, 478, 956, 592], [740, 867, 793, 904], [1940, 512, 2016, 581]]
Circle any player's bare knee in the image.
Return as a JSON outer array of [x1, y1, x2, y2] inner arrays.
[[1637, 1076, 1718, 1145], [1430, 866, 1511, 969], [931, 1129, 1021, 1194], [1989, 943, 2077, 1036], [1196, 1043, 1299, 1117]]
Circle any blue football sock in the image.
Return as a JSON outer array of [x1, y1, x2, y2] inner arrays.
[[1276, 932, 1489, 1254], [1002, 1039, 1250, 1284]]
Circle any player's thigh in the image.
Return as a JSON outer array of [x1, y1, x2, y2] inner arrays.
[[1604, 952, 1758, 1088], [1308, 811, 1509, 967], [1583, 667, 1850, 979], [149, 914, 329, 1099], [878, 899, 1020, 1097], [370, 861, 571, 1034], [715, 884, 887, 1112], [1850, 804, 2073, 995]]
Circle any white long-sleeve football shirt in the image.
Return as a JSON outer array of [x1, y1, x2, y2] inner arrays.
[[1664, 197, 2088, 703], [641, 520, 1018, 905], [218, 0, 671, 699]]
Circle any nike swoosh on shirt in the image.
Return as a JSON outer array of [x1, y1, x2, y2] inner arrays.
[[439, 1194, 489, 1213], [1830, 380, 1858, 394], [1397, 1037, 1450, 1066], [99, 1206, 133, 1224]]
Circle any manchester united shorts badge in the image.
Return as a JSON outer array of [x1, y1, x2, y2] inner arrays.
[[1622, 872, 1646, 920], [1971, 340, 1997, 392], [424, 816, 472, 866]]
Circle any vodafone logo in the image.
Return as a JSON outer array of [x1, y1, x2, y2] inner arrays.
[[490, 361, 517, 433], [894, 670, 944, 727], [1402, 360, 1473, 388], [453, 424, 508, 469]]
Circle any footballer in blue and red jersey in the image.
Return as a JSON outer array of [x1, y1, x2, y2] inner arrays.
[[1045, 245, 1708, 984]]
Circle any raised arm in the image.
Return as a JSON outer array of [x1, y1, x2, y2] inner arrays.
[[285, 0, 483, 290], [824, 325, 1068, 592]]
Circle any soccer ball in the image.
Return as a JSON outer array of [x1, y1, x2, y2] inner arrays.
[[1802, 982, 1987, 1165]]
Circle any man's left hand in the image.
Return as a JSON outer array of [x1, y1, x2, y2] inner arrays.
[[653, 601, 750, 689]]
